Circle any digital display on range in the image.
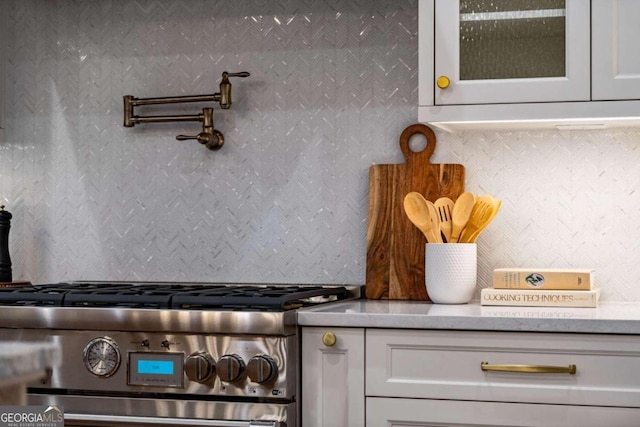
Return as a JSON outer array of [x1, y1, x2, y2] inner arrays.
[[128, 352, 184, 387], [138, 360, 174, 375]]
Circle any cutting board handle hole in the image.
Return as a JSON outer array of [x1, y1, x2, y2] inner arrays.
[[408, 134, 428, 153], [399, 124, 436, 162]]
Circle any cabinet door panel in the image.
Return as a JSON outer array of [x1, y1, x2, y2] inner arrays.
[[592, 0, 640, 100], [301, 327, 364, 427], [434, 0, 590, 105], [366, 329, 640, 408], [366, 397, 640, 427]]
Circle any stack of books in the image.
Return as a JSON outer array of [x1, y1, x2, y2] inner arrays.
[[480, 268, 600, 308]]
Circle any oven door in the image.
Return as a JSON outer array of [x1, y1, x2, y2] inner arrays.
[[30, 394, 294, 427], [64, 415, 283, 427]]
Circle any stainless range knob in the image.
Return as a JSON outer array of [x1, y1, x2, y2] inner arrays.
[[217, 354, 245, 382], [247, 355, 278, 384], [184, 352, 215, 383]]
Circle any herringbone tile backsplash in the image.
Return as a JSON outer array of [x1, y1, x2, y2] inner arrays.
[[2, 0, 640, 301]]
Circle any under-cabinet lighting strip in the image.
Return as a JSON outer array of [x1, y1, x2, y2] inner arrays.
[[460, 9, 565, 22]]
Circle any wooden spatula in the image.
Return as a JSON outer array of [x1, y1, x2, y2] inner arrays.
[[450, 192, 475, 243]]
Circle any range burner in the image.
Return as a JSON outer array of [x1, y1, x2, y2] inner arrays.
[[0, 282, 349, 311], [0, 281, 360, 427]]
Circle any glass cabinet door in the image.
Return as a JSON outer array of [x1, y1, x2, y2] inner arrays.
[[434, 0, 590, 105]]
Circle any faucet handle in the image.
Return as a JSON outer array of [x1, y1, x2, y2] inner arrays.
[[176, 130, 224, 151], [219, 71, 250, 109], [225, 71, 251, 78], [175, 108, 224, 150]]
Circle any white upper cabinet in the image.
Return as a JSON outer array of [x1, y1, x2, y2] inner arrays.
[[419, 0, 640, 130], [435, 0, 590, 105], [592, 0, 640, 100]]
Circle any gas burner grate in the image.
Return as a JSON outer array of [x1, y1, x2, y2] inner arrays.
[[0, 282, 350, 311], [170, 285, 348, 311], [0, 284, 66, 305], [62, 286, 175, 309]]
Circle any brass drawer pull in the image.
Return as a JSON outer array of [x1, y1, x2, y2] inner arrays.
[[481, 361, 577, 375]]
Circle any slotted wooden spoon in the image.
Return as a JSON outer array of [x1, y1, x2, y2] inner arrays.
[[467, 196, 501, 242], [434, 197, 454, 243], [459, 195, 501, 243], [403, 192, 442, 243]]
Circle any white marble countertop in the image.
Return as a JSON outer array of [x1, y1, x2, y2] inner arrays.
[[0, 342, 62, 382], [298, 300, 640, 334]]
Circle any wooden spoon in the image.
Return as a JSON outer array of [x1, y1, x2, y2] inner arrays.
[[434, 197, 454, 243], [450, 192, 475, 243], [403, 192, 442, 243]]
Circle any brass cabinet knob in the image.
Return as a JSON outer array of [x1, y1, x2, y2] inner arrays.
[[436, 75, 451, 89], [322, 332, 337, 347]]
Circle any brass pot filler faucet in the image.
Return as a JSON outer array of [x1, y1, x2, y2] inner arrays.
[[123, 71, 250, 150]]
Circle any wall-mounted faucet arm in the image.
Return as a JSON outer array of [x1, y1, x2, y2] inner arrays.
[[124, 95, 220, 127], [122, 70, 249, 151], [125, 112, 203, 126], [128, 94, 221, 107], [124, 71, 250, 125]]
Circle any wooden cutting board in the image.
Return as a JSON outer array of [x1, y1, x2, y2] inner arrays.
[[366, 124, 465, 300]]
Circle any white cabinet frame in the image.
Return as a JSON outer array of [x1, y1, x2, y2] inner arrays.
[[419, 0, 640, 130], [434, 0, 590, 105]]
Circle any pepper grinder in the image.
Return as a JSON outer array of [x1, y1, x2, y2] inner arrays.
[[0, 205, 12, 283]]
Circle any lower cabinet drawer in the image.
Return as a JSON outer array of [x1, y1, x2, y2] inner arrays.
[[366, 329, 640, 407], [366, 397, 640, 427]]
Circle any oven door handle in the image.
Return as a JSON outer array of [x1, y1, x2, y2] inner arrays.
[[64, 413, 283, 427]]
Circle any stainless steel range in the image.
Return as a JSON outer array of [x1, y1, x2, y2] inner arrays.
[[0, 282, 359, 427]]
